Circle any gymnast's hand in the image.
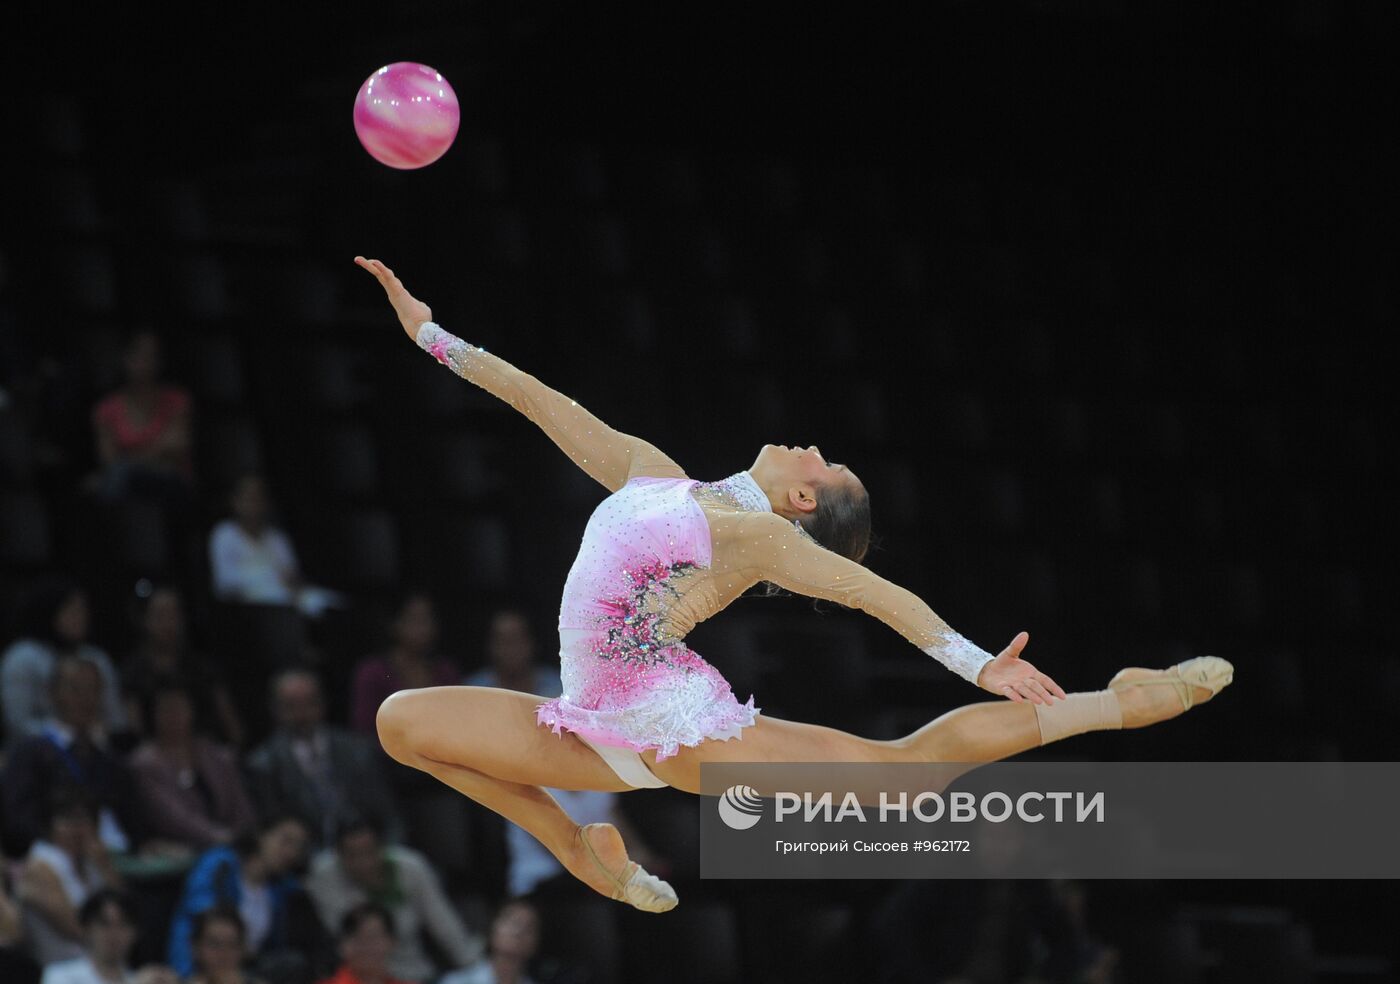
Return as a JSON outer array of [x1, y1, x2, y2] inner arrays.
[[976, 631, 1067, 705], [354, 256, 433, 342]]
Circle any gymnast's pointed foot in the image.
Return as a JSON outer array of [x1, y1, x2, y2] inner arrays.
[[1108, 655, 1235, 728], [574, 822, 678, 913]]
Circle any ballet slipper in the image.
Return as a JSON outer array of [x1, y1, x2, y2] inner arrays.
[[579, 823, 679, 913], [1108, 655, 1235, 711]]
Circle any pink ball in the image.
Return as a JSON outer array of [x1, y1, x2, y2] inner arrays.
[[353, 62, 460, 169]]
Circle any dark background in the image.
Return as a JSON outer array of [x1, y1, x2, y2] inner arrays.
[[2, 1, 1397, 981]]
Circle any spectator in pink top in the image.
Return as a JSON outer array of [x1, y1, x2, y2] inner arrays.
[[128, 680, 257, 851], [350, 594, 457, 736], [89, 329, 194, 501]]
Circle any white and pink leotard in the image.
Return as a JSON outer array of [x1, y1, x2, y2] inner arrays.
[[542, 472, 766, 761], [415, 322, 997, 766]]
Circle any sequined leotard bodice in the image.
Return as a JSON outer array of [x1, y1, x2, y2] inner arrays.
[[414, 322, 997, 761]]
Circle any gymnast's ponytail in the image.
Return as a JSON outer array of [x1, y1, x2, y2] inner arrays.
[[799, 476, 872, 565], [756, 477, 875, 600]]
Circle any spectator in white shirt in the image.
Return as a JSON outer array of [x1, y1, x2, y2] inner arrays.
[[207, 475, 342, 617], [306, 818, 482, 983], [17, 791, 120, 967], [208, 475, 300, 605]]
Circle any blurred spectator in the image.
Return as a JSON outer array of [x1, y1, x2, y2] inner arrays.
[[40, 889, 178, 984], [123, 585, 244, 747], [129, 680, 257, 851], [2, 579, 126, 749], [316, 903, 409, 984], [15, 790, 120, 967], [87, 329, 194, 503], [461, 612, 560, 698], [305, 818, 482, 983], [1, 862, 42, 984], [350, 594, 457, 736], [184, 906, 266, 984], [165, 815, 311, 980], [246, 669, 403, 848], [208, 475, 344, 618], [437, 901, 539, 984], [3, 657, 142, 855], [867, 877, 1120, 984]]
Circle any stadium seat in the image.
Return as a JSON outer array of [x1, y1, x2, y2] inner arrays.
[[426, 432, 499, 503], [488, 204, 530, 269], [175, 254, 231, 319], [284, 262, 342, 325], [458, 133, 509, 196], [532, 899, 620, 984], [197, 413, 264, 493], [39, 91, 87, 158], [583, 213, 631, 278], [304, 344, 370, 413], [177, 331, 246, 406], [981, 467, 1026, 535], [0, 412, 34, 487], [156, 178, 211, 241], [60, 244, 118, 315], [337, 508, 401, 590], [569, 144, 609, 203], [47, 168, 103, 233], [0, 490, 52, 568], [103, 499, 172, 579], [310, 424, 380, 500], [428, 513, 512, 590], [1121, 556, 1164, 622], [622, 901, 740, 984]]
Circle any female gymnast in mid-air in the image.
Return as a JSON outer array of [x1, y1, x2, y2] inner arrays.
[[354, 255, 1234, 913]]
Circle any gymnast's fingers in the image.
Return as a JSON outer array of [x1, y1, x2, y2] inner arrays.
[[355, 256, 393, 289], [1025, 678, 1055, 704]]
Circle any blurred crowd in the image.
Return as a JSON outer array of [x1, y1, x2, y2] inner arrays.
[[0, 561, 574, 984]]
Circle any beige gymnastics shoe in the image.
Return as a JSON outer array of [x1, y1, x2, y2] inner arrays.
[[1109, 655, 1235, 711], [579, 823, 679, 913]]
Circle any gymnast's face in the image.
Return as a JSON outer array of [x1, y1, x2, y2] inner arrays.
[[749, 445, 860, 519]]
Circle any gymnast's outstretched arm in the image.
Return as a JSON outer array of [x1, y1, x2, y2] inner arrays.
[[354, 256, 686, 491], [732, 510, 1067, 705]]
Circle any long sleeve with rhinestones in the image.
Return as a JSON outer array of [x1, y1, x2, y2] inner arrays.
[[414, 321, 685, 491], [731, 511, 996, 685]]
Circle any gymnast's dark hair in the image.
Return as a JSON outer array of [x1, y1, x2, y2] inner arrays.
[[799, 476, 872, 565], [757, 476, 875, 601]]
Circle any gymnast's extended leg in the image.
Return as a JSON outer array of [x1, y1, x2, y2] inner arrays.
[[375, 686, 658, 904], [642, 658, 1232, 793]]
